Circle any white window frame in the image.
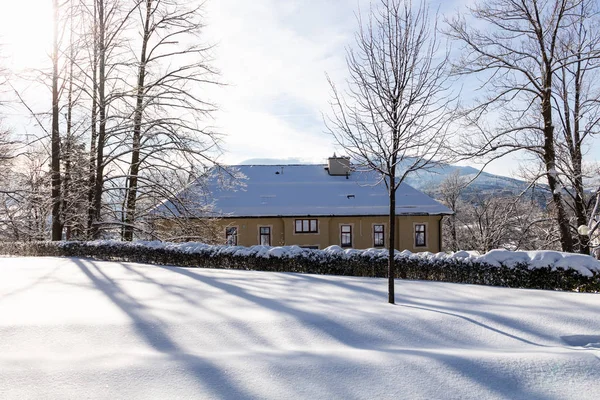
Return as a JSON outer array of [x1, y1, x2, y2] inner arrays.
[[259, 226, 272, 246], [225, 226, 238, 246], [295, 219, 318, 233], [414, 223, 428, 248], [340, 224, 353, 248], [373, 224, 385, 247]]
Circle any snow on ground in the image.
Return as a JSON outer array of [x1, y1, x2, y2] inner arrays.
[[0, 257, 599, 399]]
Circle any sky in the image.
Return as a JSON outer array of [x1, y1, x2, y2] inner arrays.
[[200, 0, 533, 176], [202, 0, 365, 165], [1, 0, 598, 179], [202, 0, 469, 165]]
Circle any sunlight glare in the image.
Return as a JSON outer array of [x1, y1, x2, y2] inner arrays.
[[0, 1, 54, 70]]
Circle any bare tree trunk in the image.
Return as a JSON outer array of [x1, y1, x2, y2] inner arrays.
[[123, 0, 152, 241], [563, 63, 588, 253], [51, 0, 62, 241], [542, 76, 573, 252], [62, 0, 76, 241], [63, 82, 73, 240], [92, 0, 106, 239], [87, 0, 99, 237], [388, 176, 396, 304]]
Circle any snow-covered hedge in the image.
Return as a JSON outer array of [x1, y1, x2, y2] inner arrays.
[[1, 241, 599, 292]]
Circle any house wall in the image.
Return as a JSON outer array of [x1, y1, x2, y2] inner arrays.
[[214, 215, 443, 252]]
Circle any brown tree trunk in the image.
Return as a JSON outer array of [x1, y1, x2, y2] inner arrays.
[[63, 0, 75, 241], [92, 0, 106, 239], [541, 74, 573, 252], [87, 0, 99, 237], [388, 175, 396, 305], [51, 0, 62, 241], [571, 55, 588, 254], [123, 0, 152, 241]]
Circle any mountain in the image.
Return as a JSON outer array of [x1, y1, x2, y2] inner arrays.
[[239, 157, 538, 198], [401, 163, 536, 198]]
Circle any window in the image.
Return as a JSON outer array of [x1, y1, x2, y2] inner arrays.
[[341, 225, 352, 248], [225, 227, 238, 245], [295, 219, 318, 233], [259, 226, 271, 246], [415, 224, 426, 247], [373, 224, 385, 247]]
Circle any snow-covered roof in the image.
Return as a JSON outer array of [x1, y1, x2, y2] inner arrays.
[[160, 164, 453, 218]]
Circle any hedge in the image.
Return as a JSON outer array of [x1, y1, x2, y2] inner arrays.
[[0, 240, 598, 293]]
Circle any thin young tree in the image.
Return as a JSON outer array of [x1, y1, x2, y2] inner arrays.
[[438, 171, 468, 251], [50, 0, 63, 240], [91, 0, 110, 239], [327, 0, 456, 304]]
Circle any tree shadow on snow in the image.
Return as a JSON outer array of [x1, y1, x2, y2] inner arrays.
[[292, 273, 577, 348], [71, 258, 253, 399], [152, 264, 393, 350], [70, 259, 594, 399]]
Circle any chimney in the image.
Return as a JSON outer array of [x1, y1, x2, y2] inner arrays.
[[326, 154, 351, 176]]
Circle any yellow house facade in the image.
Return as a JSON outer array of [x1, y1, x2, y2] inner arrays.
[[218, 215, 443, 252], [156, 157, 452, 252]]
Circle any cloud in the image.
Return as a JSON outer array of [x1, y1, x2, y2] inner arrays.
[[204, 0, 366, 164]]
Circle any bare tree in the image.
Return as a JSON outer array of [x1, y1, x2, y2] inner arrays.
[[0, 66, 12, 171], [447, 0, 600, 253], [1, 1, 83, 241], [580, 164, 600, 257], [121, 0, 221, 241], [141, 168, 224, 243], [438, 171, 468, 251], [327, 0, 456, 304], [74, 0, 139, 238], [0, 46, 9, 166], [0, 127, 10, 169], [50, 0, 63, 240], [0, 40, 10, 164], [454, 194, 557, 253], [90, 0, 114, 238], [0, 149, 53, 241], [553, 0, 600, 253]]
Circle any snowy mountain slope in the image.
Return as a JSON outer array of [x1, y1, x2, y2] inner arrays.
[[239, 158, 536, 197], [0, 257, 598, 399], [402, 163, 531, 194]]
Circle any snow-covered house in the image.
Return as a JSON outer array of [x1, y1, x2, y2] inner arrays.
[[156, 156, 453, 251]]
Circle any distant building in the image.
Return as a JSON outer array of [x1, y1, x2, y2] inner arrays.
[[156, 156, 453, 251]]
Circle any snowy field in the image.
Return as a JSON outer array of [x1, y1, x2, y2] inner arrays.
[[0, 257, 599, 399]]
